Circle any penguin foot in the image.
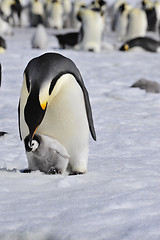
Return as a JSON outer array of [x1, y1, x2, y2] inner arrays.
[[69, 171, 85, 176], [0, 131, 8, 136], [20, 168, 32, 173], [47, 167, 61, 175]]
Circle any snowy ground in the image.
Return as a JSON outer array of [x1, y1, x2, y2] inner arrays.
[[1, 5, 160, 240]]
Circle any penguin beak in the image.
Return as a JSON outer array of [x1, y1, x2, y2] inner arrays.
[[24, 90, 47, 144]]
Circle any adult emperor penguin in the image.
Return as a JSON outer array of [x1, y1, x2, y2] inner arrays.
[[0, 63, 8, 137], [119, 36, 160, 52], [115, 3, 132, 42], [76, 7, 104, 52], [125, 7, 147, 41], [18, 52, 96, 174]]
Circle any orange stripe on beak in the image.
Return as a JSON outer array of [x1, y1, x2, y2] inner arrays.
[[32, 125, 39, 139]]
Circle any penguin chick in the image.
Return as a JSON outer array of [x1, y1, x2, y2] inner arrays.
[[131, 79, 160, 93], [24, 134, 70, 174], [31, 24, 48, 49], [0, 131, 8, 136]]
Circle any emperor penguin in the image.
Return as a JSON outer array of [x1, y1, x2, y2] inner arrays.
[[30, 0, 45, 27], [61, 0, 72, 28], [0, 17, 13, 35], [131, 79, 160, 93], [0, 0, 13, 21], [31, 24, 48, 49], [70, 1, 85, 29], [119, 36, 160, 52], [0, 36, 6, 53], [46, 0, 64, 29], [76, 7, 104, 52], [24, 133, 70, 174], [18, 52, 96, 175], [125, 8, 147, 41], [142, 0, 157, 32], [115, 3, 132, 42], [0, 63, 8, 137], [111, 0, 126, 31]]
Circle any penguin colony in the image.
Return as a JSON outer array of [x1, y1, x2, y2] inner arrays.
[[1, 0, 160, 174], [0, 0, 160, 52]]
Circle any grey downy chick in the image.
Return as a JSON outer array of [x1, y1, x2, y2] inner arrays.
[[24, 133, 70, 174]]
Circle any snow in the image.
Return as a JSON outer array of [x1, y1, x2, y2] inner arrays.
[[1, 1, 160, 239]]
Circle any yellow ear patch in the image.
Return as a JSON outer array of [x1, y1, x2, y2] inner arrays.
[[0, 47, 5, 54], [41, 101, 47, 110], [124, 44, 129, 51]]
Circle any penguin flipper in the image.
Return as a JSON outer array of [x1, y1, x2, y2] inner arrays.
[[18, 100, 22, 140], [76, 78, 96, 141]]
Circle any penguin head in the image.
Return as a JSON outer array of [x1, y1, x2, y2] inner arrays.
[[119, 3, 126, 13], [24, 134, 41, 152], [119, 43, 129, 51]]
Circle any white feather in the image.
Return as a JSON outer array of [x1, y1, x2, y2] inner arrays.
[[31, 24, 48, 49], [125, 8, 147, 41], [75, 8, 104, 52], [27, 134, 70, 174]]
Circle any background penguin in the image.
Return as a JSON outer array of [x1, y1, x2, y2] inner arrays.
[[119, 36, 160, 52], [31, 24, 48, 49], [0, 16, 13, 35], [24, 133, 70, 174], [61, 0, 72, 28], [110, 0, 126, 31], [18, 52, 96, 175], [125, 8, 147, 41], [0, 63, 8, 137], [141, 0, 157, 32], [115, 2, 132, 42], [76, 7, 104, 52], [10, 0, 22, 26], [131, 78, 160, 93], [0, 36, 6, 53], [46, 0, 64, 29], [54, 27, 83, 49], [70, 1, 85, 29], [0, 0, 13, 22], [30, 0, 45, 27]]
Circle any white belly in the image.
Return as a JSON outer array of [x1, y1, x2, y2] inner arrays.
[[37, 74, 89, 173]]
